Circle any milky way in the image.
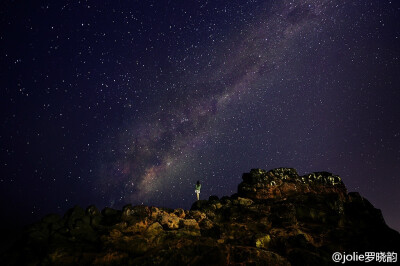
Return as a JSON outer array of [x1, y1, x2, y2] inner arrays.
[[102, 0, 348, 203], [1, 0, 399, 239]]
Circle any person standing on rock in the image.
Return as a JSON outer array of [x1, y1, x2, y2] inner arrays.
[[195, 181, 201, 201]]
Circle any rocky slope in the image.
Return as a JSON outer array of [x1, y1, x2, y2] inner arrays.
[[3, 168, 400, 265]]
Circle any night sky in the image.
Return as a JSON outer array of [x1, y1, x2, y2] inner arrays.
[[1, 0, 399, 238]]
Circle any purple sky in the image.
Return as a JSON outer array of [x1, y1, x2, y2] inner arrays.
[[1, 0, 399, 237]]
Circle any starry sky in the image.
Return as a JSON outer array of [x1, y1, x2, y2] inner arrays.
[[1, 0, 399, 237]]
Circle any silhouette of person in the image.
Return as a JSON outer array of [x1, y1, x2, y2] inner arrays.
[[195, 181, 201, 201]]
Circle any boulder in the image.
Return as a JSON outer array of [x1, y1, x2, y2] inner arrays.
[[179, 219, 200, 230], [237, 197, 253, 206], [159, 212, 181, 230], [173, 208, 186, 218], [145, 222, 164, 238], [64, 205, 85, 229]]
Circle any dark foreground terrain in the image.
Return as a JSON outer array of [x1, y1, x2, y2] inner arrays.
[[3, 168, 400, 265]]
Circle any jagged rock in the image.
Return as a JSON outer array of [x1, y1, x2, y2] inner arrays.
[[3, 167, 400, 266], [255, 234, 271, 249], [145, 222, 163, 237], [173, 208, 186, 218], [179, 219, 200, 230], [86, 205, 100, 216], [187, 210, 207, 222], [158, 211, 181, 230], [237, 197, 253, 206], [150, 206, 161, 219], [84, 205, 102, 228], [121, 204, 134, 220], [238, 168, 348, 200], [64, 205, 85, 229], [124, 219, 149, 234], [131, 205, 152, 219]]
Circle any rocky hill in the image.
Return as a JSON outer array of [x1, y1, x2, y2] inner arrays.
[[3, 168, 400, 265]]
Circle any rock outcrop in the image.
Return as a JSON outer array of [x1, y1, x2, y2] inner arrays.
[[3, 168, 400, 265], [238, 168, 347, 200]]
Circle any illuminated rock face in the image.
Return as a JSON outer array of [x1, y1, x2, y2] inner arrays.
[[238, 168, 348, 200], [4, 168, 400, 266]]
